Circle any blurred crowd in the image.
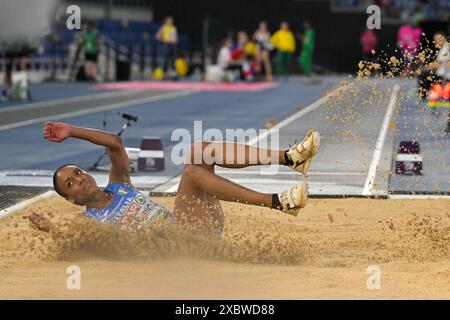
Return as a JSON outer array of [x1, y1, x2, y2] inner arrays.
[[1, 3, 448, 102], [359, 22, 449, 99], [209, 20, 315, 82]]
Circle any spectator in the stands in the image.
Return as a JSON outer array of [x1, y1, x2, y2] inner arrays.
[[231, 31, 254, 81], [217, 37, 244, 81], [298, 21, 315, 77], [213, 36, 250, 82], [417, 31, 449, 98], [270, 21, 295, 78], [175, 51, 188, 79], [360, 28, 377, 62], [206, 37, 233, 82], [156, 16, 178, 75], [217, 37, 233, 70], [397, 20, 422, 75], [81, 21, 100, 81], [253, 21, 273, 81]]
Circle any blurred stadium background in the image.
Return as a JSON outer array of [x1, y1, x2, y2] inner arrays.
[[0, 0, 448, 83], [0, 0, 449, 205], [0, 0, 450, 301]]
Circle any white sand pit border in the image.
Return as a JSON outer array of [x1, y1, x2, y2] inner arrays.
[[0, 190, 55, 219], [1, 189, 449, 223]]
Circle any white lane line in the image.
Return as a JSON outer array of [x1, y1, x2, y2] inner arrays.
[[165, 176, 330, 193], [0, 90, 195, 132], [0, 89, 140, 114], [215, 170, 364, 176], [0, 190, 55, 219], [164, 86, 345, 192], [388, 194, 450, 200], [166, 177, 365, 195], [248, 88, 341, 146], [362, 83, 400, 196]]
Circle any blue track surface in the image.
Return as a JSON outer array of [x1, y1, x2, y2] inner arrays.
[[0, 77, 343, 176]]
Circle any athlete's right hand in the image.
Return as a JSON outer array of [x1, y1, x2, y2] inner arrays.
[[43, 121, 71, 143]]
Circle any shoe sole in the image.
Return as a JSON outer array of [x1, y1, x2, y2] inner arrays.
[[300, 131, 321, 176], [288, 181, 309, 217]]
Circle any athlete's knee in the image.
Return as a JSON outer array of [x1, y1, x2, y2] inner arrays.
[[187, 141, 213, 165], [183, 164, 204, 180]]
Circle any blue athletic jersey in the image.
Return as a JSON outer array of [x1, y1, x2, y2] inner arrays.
[[85, 182, 173, 231]]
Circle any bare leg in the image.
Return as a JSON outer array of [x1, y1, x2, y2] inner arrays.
[[254, 48, 262, 74], [91, 62, 97, 79], [261, 51, 272, 80], [84, 61, 96, 79], [178, 165, 272, 205], [174, 165, 225, 232], [84, 62, 90, 78], [174, 142, 286, 231], [186, 141, 285, 169]]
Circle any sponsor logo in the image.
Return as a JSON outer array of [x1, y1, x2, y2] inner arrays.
[[124, 202, 142, 216], [142, 204, 157, 219], [135, 195, 146, 205]]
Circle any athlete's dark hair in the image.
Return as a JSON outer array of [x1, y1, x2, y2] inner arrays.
[[52, 164, 81, 198]]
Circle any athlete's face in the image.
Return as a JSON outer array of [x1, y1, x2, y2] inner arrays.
[[55, 165, 99, 205]]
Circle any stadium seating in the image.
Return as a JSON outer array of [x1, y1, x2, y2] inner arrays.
[[23, 18, 191, 71]]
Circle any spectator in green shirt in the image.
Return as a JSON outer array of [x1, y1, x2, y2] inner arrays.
[[298, 21, 315, 77], [81, 21, 100, 81]]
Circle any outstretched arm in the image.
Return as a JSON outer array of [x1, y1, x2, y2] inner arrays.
[[43, 121, 130, 184]]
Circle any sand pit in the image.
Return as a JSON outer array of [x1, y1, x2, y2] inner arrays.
[[0, 195, 449, 299]]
